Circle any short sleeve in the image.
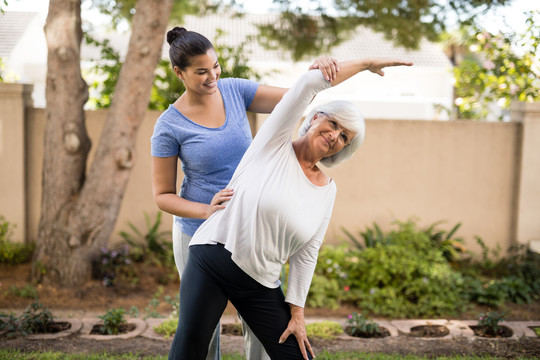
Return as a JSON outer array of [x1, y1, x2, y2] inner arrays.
[[151, 117, 179, 158]]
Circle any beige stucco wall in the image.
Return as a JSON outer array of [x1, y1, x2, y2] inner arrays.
[[0, 83, 33, 242], [2, 85, 538, 256], [323, 119, 521, 256]]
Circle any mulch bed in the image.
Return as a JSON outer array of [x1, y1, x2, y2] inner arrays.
[[90, 323, 136, 335], [408, 324, 450, 338], [469, 325, 513, 338]]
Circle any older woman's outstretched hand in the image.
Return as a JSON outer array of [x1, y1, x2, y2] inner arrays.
[[279, 305, 315, 359], [366, 58, 413, 76]]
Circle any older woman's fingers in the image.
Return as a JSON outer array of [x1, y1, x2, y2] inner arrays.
[[278, 327, 291, 344], [305, 338, 315, 358], [295, 334, 309, 360]]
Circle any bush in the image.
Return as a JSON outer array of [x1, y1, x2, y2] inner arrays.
[[0, 301, 55, 337], [119, 211, 173, 266], [154, 318, 178, 338], [9, 284, 38, 299], [306, 321, 343, 339], [312, 220, 468, 318], [345, 220, 467, 317], [306, 273, 340, 310], [0, 216, 35, 264], [345, 312, 380, 337], [97, 308, 127, 335]]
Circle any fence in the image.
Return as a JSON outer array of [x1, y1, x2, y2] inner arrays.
[[1, 83, 539, 256]]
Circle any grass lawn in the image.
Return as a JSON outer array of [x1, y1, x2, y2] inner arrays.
[[0, 350, 538, 360]]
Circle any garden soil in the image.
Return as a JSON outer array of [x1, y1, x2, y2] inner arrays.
[[1, 263, 540, 358]]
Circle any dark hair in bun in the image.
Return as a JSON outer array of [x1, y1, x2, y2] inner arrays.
[[167, 26, 214, 70]]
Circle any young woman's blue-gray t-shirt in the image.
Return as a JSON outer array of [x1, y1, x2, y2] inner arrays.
[[151, 77, 259, 236]]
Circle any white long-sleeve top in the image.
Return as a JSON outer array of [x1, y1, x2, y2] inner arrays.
[[190, 70, 336, 307]]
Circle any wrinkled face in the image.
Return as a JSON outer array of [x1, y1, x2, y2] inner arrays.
[[306, 112, 355, 158], [174, 48, 221, 95]]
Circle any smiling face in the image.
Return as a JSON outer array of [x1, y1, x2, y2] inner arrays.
[[306, 112, 356, 158], [174, 48, 221, 95]]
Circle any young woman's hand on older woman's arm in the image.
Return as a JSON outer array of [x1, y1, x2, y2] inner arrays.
[[279, 304, 315, 360], [309, 55, 340, 81]]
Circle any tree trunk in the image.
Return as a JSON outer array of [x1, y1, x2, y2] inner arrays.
[[33, 0, 173, 287]]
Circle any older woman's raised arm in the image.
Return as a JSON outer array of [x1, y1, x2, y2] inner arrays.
[[330, 58, 413, 87]]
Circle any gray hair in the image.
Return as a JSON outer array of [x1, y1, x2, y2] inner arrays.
[[297, 100, 365, 167]]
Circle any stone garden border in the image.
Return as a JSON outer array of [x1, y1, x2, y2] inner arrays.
[[2, 315, 539, 341], [26, 318, 83, 340], [79, 318, 147, 340]]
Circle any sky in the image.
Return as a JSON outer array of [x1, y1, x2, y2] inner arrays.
[[2, 0, 539, 34]]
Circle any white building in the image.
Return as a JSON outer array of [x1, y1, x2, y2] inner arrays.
[[1, 11, 453, 120]]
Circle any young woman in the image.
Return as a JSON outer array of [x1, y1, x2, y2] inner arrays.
[[151, 27, 338, 360], [167, 57, 413, 359]]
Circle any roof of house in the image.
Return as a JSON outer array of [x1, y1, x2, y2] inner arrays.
[[179, 13, 451, 67], [0, 11, 41, 58], [84, 13, 451, 68]]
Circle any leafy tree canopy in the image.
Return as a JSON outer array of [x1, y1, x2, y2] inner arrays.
[[255, 0, 512, 60], [451, 11, 539, 120]]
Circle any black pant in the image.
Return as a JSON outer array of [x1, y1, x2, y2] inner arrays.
[[168, 244, 312, 360]]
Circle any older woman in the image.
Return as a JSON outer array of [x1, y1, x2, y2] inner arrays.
[[168, 57, 413, 360]]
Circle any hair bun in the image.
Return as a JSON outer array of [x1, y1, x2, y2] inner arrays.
[[167, 27, 187, 45]]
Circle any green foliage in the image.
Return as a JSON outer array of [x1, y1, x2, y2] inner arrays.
[[423, 221, 467, 262], [305, 321, 343, 339], [459, 241, 539, 307], [90, 0, 201, 29], [9, 284, 38, 299], [119, 212, 172, 265], [257, 12, 359, 61], [93, 245, 133, 287], [341, 222, 387, 249], [345, 312, 380, 336], [477, 311, 506, 336], [0, 240, 35, 265], [305, 272, 340, 310], [452, 11, 540, 120], [19, 301, 54, 335], [143, 287, 165, 319], [257, 0, 511, 59], [0, 301, 56, 338], [498, 244, 540, 295], [533, 327, 540, 337], [463, 277, 507, 307], [344, 219, 466, 263], [0, 216, 34, 264], [154, 318, 178, 338], [0, 312, 19, 338], [346, 220, 467, 317], [311, 218, 540, 317], [84, 34, 121, 109], [97, 308, 127, 335]]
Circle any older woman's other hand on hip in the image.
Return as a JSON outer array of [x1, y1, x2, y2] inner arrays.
[[279, 304, 315, 359]]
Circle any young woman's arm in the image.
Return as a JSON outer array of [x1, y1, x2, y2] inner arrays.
[[151, 156, 233, 219]]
